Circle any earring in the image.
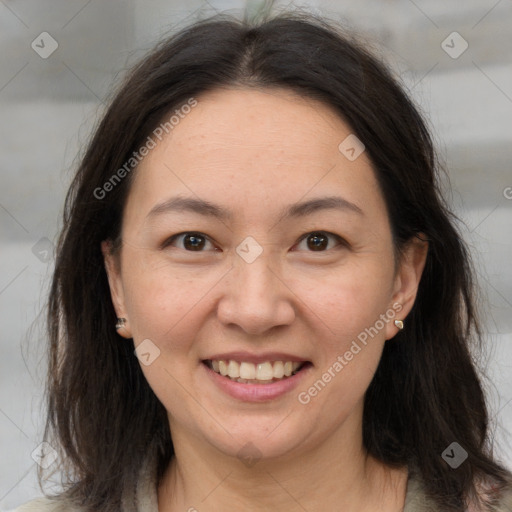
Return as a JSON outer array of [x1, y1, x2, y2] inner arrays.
[[394, 319, 404, 330], [115, 318, 127, 330]]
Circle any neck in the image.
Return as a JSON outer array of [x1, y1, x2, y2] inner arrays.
[[157, 405, 408, 512]]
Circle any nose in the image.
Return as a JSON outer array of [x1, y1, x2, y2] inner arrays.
[[217, 251, 296, 336]]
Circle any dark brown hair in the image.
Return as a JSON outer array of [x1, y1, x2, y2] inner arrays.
[[41, 10, 512, 511]]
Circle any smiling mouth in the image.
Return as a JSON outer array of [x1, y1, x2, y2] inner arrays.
[[202, 359, 312, 384]]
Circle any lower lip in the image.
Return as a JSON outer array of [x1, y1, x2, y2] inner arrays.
[[201, 361, 312, 402]]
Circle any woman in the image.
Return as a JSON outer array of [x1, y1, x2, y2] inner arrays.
[[14, 10, 512, 512]]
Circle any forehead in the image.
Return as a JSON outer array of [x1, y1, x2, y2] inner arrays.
[[125, 87, 385, 227], [161, 87, 348, 158]]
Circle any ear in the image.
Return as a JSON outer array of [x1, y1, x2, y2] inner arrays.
[[101, 240, 132, 338], [385, 234, 429, 340]]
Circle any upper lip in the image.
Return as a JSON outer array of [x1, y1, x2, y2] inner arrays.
[[203, 351, 310, 365]]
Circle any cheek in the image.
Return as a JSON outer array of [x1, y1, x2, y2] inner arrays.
[[300, 260, 394, 346], [121, 243, 395, 352], [128, 275, 201, 344], [120, 248, 207, 344], [295, 269, 393, 420]]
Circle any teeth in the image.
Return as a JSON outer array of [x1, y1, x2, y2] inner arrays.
[[219, 360, 228, 376], [240, 361, 256, 379], [208, 359, 304, 382], [227, 360, 240, 379], [256, 362, 274, 380], [273, 361, 284, 378]]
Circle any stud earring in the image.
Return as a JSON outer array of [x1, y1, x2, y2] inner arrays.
[[394, 319, 404, 330], [115, 318, 127, 330]]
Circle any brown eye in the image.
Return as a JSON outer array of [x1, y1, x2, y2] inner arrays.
[[294, 231, 345, 252], [163, 232, 215, 251], [183, 233, 206, 251], [307, 232, 329, 251]]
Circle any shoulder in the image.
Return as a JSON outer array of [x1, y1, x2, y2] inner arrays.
[[494, 485, 512, 512], [468, 479, 512, 512], [405, 468, 512, 512], [11, 497, 80, 512], [404, 471, 439, 512]]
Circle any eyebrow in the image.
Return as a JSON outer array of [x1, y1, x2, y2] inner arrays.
[[145, 195, 364, 223]]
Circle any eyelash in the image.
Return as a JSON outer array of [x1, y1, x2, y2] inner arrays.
[[161, 231, 347, 253]]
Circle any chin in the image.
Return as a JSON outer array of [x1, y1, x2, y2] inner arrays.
[[201, 418, 309, 463]]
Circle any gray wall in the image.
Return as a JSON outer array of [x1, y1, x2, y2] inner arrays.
[[1, 0, 511, 509]]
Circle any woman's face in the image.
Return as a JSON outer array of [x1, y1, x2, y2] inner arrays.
[[103, 87, 425, 462]]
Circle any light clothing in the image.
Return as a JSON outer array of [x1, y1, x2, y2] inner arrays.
[[11, 451, 512, 512]]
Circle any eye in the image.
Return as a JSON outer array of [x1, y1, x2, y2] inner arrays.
[[162, 230, 347, 253], [162, 232, 217, 252], [293, 231, 346, 252]]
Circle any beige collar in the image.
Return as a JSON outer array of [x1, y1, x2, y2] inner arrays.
[[130, 450, 440, 512]]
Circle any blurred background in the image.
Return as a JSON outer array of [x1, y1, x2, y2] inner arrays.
[[1, 0, 511, 509]]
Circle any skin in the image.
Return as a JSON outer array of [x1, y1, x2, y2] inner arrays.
[[102, 87, 428, 511]]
